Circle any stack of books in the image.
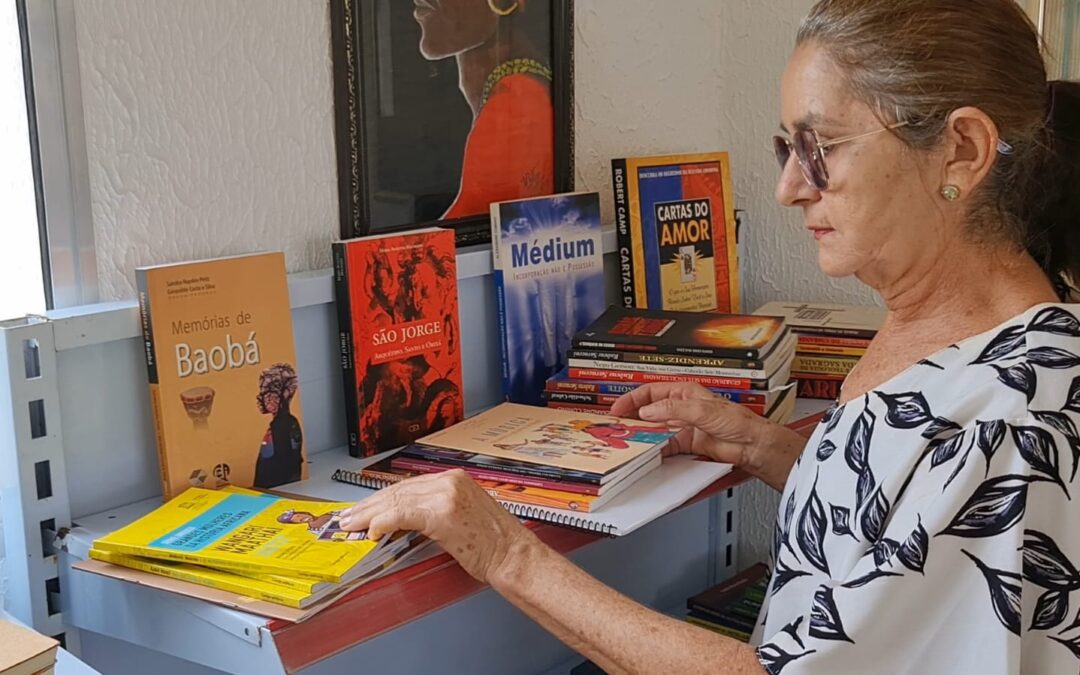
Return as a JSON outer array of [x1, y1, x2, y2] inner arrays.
[[755, 302, 885, 401], [543, 306, 797, 423], [0, 618, 58, 675], [338, 403, 677, 515], [84, 486, 421, 614], [684, 562, 770, 641]]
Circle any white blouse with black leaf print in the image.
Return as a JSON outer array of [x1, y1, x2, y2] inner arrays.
[[756, 304, 1080, 675]]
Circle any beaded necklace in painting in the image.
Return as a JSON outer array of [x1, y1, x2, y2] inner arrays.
[[480, 57, 552, 107]]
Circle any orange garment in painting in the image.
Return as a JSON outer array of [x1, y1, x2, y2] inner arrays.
[[442, 73, 554, 219]]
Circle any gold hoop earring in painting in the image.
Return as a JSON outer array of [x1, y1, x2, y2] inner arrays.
[[488, 0, 520, 16]]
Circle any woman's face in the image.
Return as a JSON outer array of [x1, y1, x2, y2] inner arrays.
[[776, 43, 949, 288], [414, 0, 499, 60]]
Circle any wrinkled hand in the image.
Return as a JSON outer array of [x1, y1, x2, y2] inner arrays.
[[609, 381, 768, 468], [338, 470, 535, 584]]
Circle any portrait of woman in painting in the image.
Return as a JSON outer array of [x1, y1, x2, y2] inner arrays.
[[412, 0, 554, 219]]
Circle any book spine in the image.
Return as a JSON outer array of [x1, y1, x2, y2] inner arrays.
[[793, 373, 845, 400], [796, 334, 872, 349], [331, 467, 404, 490], [546, 402, 613, 414], [792, 325, 878, 340], [793, 343, 867, 357], [545, 379, 769, 404], [568, 367, 764, 390], [400, 448, 605, 485], [332, 243, 362, 457], [90, 549, 307, 608], [543, 391, 621, 406], [572, 339, 758, 360], [136, 270, 173, 499], [390, 457, 602, 495], [494, 269, 512, 400], [566, 349, 765, 371], [685, 616, 751, 642], [91, 539, 337, 582], [612, 158, 635, 308], [791, 354, 859, 377], [568, 358, 770, 381]]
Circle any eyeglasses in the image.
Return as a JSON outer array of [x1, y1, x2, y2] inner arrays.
[[773, 121, 909, 190]]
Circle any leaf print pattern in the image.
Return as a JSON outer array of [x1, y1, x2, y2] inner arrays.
[[771, 557, 812, 596], [1023, 530, 1080, 590], [756, 305, 1080, 670], [875, 392, 933, 429], [809, 586, 854, 643], [816, 439, 837, 462], [937, 475, 1042, 538], [1011, 425, 1069, 495], [841, 568, 902, 589], [797, 476, 830, 575], [1033, 411, 1080, 481], [1050, 635, 1080, 660], [969, 325, 1026, 364], [872, 538, 900, 568], [992, 362, 1037, 402], [964, 549, 1023, 636], [860, 487, 891, 543], [929, 431, 967, 469], [897, 518, 930, 574], [1065, 376, 1080, 414], [1032, 590, 1070, 631], [1028, 306, 1080, 337], [1026, 347, 1080, 370], [845, 408, 875, 474], [757, 642, 816, 675], [855, 467, 877, 514], [975, 419, 1006, 475], [921, 416, 962, 440]]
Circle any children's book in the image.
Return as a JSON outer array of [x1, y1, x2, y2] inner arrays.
[[490, 192, 606, 405], [414, 402, 675, 476], [136, 252, 305, 499], [574, 306, 787, 359], [612, 152, 739, 312], [333, 227, 463, 457], [91, 488, 404, 583]]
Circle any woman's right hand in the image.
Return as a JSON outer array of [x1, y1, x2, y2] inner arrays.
[[609, 381, 769, 468]]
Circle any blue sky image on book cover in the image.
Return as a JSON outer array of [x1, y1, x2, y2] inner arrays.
[[493, 193, 605, 405]]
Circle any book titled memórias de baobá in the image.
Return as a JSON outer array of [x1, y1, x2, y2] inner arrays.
[[136, 252, 305, 499], [491, 192, 606, 405]]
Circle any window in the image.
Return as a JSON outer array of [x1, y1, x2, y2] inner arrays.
[[0, 1, 45, 318], [1020, 0, 1080, 78]]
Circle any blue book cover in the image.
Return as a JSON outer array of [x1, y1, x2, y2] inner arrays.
[[491, 192, 606, 405]]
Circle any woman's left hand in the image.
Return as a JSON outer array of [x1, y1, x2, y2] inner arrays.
[[338, 470, 536, 584]]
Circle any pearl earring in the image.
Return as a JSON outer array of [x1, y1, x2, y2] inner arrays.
[[941, 185, 961, 201]]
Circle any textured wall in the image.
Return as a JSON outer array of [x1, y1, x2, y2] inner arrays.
[[73, 1, 881, 569], [75, 0, 338, 300]]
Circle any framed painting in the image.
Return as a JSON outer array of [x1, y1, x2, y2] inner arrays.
[[331, 0, 575, 246]]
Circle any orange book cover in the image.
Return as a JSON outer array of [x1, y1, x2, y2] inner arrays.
[[136, 252, 305, 499], [333, 227, 463, 457]]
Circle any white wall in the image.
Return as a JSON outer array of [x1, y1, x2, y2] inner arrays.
[[71, 1, 879, 571]]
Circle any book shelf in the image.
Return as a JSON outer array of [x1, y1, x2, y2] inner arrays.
[[0, 236, 828, 674]]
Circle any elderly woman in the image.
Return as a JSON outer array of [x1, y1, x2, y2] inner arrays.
[[341, 0, 1080, 671]]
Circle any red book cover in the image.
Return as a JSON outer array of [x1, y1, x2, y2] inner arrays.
[[333, 228, 463, 456]]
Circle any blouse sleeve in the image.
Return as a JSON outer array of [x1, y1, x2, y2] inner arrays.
[[756, 416, 1080, 675]]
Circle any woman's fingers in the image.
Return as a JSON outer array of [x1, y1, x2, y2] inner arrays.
[[610, 381, 711, 418]]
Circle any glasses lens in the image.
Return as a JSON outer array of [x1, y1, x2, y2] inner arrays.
[[772, 136, 791, 170], [793, 129, 829, 190]]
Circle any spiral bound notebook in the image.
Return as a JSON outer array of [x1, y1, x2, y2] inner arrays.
[[331, 455, 732, 537]]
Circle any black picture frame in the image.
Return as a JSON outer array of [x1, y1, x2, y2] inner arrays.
[[331, 0, 575, 247]]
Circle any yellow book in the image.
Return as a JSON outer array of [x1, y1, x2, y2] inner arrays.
[[88, 549, 319, 608], [92, 488, 386, 583], [612, 152, 739, 312]]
